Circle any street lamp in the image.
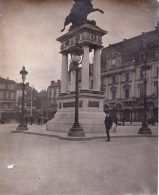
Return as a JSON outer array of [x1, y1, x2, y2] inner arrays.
[[138, 61, 152, 134], [17, 66, 28, 131], [68, 45, 85, 137]]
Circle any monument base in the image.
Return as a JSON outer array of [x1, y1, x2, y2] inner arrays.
[[46, 93, 106, 133], [68, 123, 85, 137]]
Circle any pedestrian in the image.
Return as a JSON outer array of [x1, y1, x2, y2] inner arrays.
[[104, 112, 113, 142], [25, 116, 28, 125], [30, 116, 33, 125], [40, 115, 44, 125], [122, 116, 125, 126], [44, 116, 48, 125], [38, 117, 41, 125]]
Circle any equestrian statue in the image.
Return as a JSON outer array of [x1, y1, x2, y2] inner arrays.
[[61, 0, 104, 32]]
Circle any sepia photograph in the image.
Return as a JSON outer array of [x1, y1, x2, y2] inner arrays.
[[0, 0, 158, 194]]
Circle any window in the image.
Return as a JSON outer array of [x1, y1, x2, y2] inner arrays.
[[49, 90, 52, 98], [140, 53, 145, 63], [90, 80, 93, 89], [5, 84, 8, 89], [112, 90, 116, 99], [8, 103, 11, 109], [3, 92, 7, 99], [112, 59, 116, 65], [125, 89, 129, 98], [54, 89, 56, 98], [140, 70, 144, 79], [8, 92, 11, 99], [112, 76, 116, 84], [13, 93, 16, 99], [126, 73, 129, 82], [140, 86, 144, 97]]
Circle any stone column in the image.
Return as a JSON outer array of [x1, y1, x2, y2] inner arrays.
[[70, 71, 75, 93], [93, 48, 101, 92], [61, 53, 68, 94], [81, 45, 89, 92]]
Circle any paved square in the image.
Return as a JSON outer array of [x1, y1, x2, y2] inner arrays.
[[0, 124, 157, 195]]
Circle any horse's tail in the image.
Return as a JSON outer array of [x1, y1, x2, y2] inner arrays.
[[61, 26, 65, 32]]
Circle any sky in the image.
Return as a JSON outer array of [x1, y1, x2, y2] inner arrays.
[[0, 0, 158, 91]]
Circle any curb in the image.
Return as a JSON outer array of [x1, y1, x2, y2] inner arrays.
[[11, 131, 158, 141]]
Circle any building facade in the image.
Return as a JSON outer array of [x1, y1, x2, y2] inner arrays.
[[38, 90, 48, 116], [47, 80, 61, 118], [101, 24, 159, 122], [0, 77, 17, 123]]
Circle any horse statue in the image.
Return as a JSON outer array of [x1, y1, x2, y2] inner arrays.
[[61, 0, 104, 32]]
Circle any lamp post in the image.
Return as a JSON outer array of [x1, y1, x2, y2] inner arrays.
[[17, 66, 28, 131], [68, 45, 85, 137], [138, 61, 152, 134]]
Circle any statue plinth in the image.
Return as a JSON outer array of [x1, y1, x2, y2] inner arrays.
[[57, 23, 107, 54], [46, 92, 106, 133]]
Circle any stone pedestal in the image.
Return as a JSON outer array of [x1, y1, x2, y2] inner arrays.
[[46, 93, 106, 133]]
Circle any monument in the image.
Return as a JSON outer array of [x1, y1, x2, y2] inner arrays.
[[46, 0, 107, 133]]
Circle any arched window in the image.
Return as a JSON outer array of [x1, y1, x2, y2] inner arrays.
[[114, 103, 122, 110], [110, 86, 117, 100], [140, 85, 144, 97]]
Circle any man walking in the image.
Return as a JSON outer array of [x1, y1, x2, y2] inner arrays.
[[122, 116, 125, 126], [104, 112, 113, 142]]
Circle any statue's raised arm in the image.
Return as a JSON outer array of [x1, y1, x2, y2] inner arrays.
[[61, 0, 104, 32]]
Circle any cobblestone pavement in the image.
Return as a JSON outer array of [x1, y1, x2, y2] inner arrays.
[[11, 122, 158, 140], [0, 124, 158, 195]]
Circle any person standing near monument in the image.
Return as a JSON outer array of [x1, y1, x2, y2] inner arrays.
[[104, 112, 113, 142], [122, 116, 125, 126]]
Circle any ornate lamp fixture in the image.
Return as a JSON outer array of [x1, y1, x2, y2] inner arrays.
[[17, 66, 28, 131], [138, 61, 152, 134], [68, 45, 85, 137]]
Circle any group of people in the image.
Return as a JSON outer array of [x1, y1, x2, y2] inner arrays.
[[104, 112, 125, 142], [25, 115, 48, 126]]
